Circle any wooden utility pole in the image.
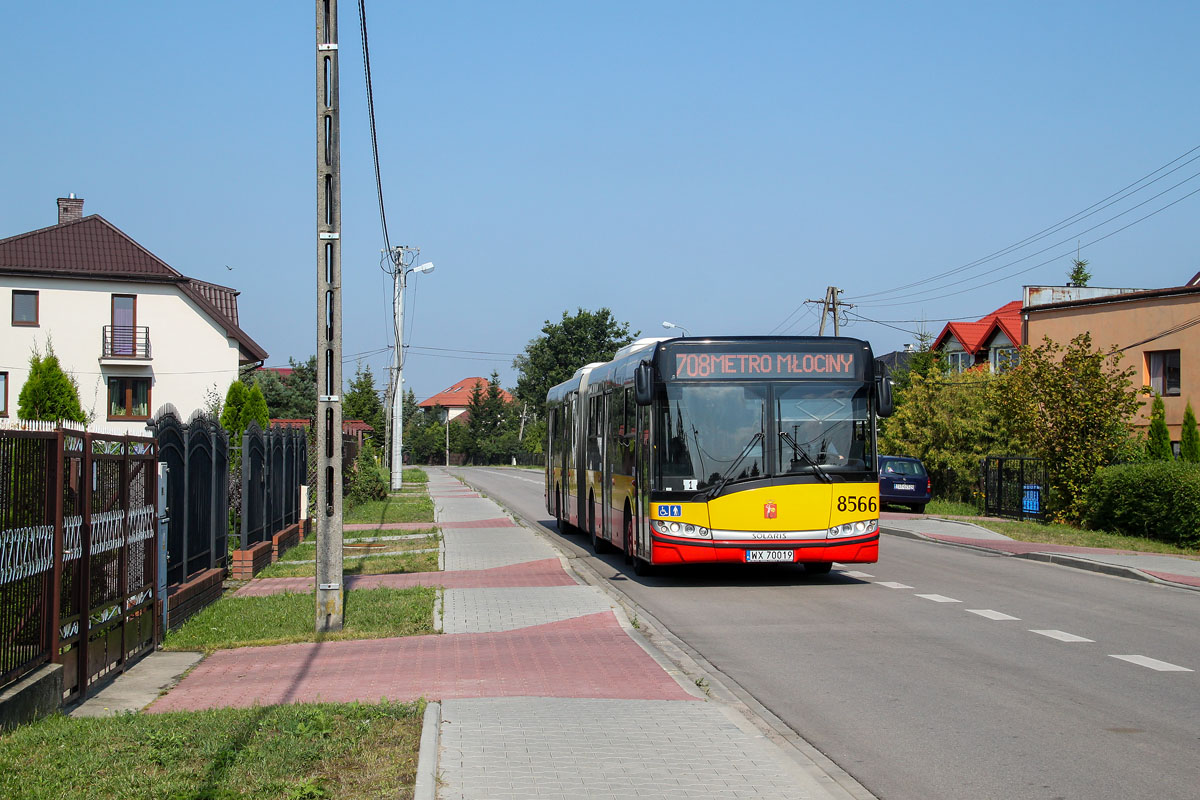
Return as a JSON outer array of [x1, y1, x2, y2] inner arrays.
[[315, 0, 344, 632]]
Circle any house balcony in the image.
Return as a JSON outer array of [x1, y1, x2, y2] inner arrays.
[[100, 325, 152, 363]]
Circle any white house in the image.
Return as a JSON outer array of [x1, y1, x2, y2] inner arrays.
[[0, 196, 268, 433]]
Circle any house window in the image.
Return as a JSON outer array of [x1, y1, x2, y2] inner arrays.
[[945, 351, 973, 373], [1147, 350, 1181, 396], [108, 377, 150, 419], [991, 347, 1019, 373], [0, 372, 7, 416], [12, 290, 38, 326]]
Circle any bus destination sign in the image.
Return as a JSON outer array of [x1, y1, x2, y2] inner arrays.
[[672, 351, 856, 380]]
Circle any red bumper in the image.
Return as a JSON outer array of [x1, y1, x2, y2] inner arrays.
[[649, 533, 878, 565]]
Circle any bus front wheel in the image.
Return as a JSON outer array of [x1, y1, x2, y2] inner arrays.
[[590, 497, 609, 554]]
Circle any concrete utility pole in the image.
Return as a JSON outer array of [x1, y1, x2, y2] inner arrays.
[[385, 245, 434, 491], [811, 286, 853, 336], [315, 0, 344, 633]]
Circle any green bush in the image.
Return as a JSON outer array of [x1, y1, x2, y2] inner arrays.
[[345, 441, 388, 508], [1084, 462, 1200, 548]]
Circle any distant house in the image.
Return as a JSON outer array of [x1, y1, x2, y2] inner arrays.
[[0, 196, 267, 431], [418, 377, 514, 422], [1023, 276, 1200, 448], [932, 302, 1023, 373]]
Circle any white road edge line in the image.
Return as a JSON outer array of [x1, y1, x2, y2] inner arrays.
[[915, 594, 961, 603], [840, 570, 875, 578], [1030, 629, 1094, 643], [875, 581, 913, 589], [967, 609, 1021, 621], [1109, 654, 1193, 672]]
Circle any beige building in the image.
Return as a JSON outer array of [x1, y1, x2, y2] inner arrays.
[[0, 196, 267, 433], [1023, 281, 1199, 447]]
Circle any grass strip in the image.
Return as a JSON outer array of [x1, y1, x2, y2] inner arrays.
[[258, 550, 438, 579], [345, 494, 435, 525], [401, 467, 428, 483], [0, 699, 423, 800], [163, 586, 436, 653], [278, 536, 439, 563], [903, 499, 1200, 557]]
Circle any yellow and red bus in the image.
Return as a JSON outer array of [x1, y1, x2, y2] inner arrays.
[[546, 335, 894, 574]]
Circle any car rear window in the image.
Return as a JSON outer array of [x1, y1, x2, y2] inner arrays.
[[882, 460, 926, 477]]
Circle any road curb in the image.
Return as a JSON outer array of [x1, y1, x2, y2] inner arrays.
[[450, 466, 877, 800], [414, 700, 441, 800], [882, 527, 1200, 593]]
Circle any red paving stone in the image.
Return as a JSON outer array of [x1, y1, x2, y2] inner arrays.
[[1143, 570, 1200, 588], [235, 559, 574, 597], [148, 612, 695, 712]]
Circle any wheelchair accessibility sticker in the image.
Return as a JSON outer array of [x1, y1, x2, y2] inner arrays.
[[657, 504, 682, 517]]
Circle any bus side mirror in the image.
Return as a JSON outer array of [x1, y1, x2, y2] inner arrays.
[[634, 361, 653, 406], [875, 360, 894, 418]]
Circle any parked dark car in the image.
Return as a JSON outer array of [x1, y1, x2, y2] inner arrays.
[[878, 455, 932, 513]]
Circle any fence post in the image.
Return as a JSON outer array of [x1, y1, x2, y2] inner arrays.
[[76, 431, 92, 697], [48, 427, 65, 665]]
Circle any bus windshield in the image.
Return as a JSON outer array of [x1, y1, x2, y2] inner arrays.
[[654, 381, 873, 492], [776, 383, 872, 475], [656, 383, 766, 492]]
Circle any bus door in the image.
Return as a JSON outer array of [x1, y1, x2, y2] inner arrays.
[[600, 391, 609, 542], [635, 401, 651, 559]]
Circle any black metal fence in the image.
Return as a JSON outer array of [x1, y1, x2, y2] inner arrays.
[[0, 421, 158, 702], [983, 456, 1048, 522], [239, 422, 307, 549], [152, 407, 229, 586]]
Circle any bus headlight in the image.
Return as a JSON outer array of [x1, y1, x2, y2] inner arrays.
[[651, 519, 711, 539], [828, 519, 878, 538]]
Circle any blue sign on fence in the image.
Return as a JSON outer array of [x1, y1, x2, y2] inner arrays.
[[1022, 484, 1041, 514]]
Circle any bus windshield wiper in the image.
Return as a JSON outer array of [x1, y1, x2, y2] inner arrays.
[[705, 432, 764, 500], [779, 431, 831, 483]]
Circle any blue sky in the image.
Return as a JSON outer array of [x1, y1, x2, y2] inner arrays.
[[8, 2, 1199, 404]]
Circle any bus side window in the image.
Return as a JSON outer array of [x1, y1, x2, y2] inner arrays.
[[621, 387, 635, 474]]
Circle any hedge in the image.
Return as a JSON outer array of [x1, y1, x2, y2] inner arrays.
[[1084, 462, 1200, 548]]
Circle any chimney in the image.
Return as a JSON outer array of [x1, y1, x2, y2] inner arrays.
[[57, 194, 84, 224]]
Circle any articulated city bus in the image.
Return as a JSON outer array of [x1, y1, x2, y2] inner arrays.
[[545, 335, 894, 574]]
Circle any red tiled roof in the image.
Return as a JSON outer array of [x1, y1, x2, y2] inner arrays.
[[419, 377, 513, 409], [0, 212, 267, 363], [271, 418, 373, 434], [934, 301, 1022, 355]]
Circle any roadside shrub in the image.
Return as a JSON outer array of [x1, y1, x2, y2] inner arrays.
[[1084, 462, 1200, 548], [345, 441, 387, 507]]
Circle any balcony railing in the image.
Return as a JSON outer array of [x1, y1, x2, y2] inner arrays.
[[101, 325, 152, 359]]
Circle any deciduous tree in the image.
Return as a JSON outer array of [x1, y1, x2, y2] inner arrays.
[[995, 333, 1142, 521], [512, 308, 636, 409]]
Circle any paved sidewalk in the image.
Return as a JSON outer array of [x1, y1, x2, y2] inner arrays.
[[142, 468, 849, 798], [882, 514, 1200, 589]]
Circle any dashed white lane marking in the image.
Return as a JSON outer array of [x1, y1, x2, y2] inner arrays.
[[967, 609, 1021, 621], [1031, 629, 1094, 643], [916, 594, 961, 603], [1109, 655, 1193, 672], [841, 570, 874, 578], [875, 581, 913, 589]]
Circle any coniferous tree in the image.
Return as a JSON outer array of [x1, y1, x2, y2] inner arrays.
[[1180, 401, 1200, 463], [18, 343, 86, 423], [1146, 393, 1173, 461]]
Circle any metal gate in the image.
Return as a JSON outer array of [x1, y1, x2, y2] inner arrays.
[[982, 456, 1048, 522]]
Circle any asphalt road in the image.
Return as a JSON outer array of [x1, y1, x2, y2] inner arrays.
[[452, 466, 1200, 800]]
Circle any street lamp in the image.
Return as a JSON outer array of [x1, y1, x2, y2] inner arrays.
[[388, 247, 435, 491], [662, 320, 690, 337]]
